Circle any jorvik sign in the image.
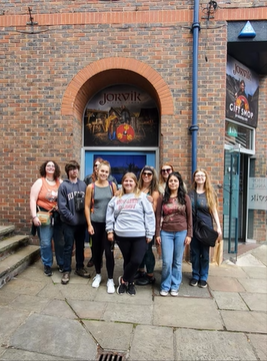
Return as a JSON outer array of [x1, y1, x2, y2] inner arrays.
[[248, 178, 267, 210]]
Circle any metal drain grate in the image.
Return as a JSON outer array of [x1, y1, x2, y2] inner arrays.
[[98, 351, 126, 361]]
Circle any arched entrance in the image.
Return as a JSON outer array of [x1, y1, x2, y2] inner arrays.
[[61, 57, 174, 181]]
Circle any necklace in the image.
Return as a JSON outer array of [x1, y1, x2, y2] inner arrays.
[[46, 177, 55, 182]]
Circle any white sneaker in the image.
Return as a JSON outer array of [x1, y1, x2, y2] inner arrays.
[[92, 274, 101, 288], [107, 279, 115, 294], [170, 289, 179, 297], [160, 290, 169, 297]]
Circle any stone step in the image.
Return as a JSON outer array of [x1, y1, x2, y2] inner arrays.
[[0, 235, 30, 260], [0, 225, 15, 240], [0, 245, 40, 288]]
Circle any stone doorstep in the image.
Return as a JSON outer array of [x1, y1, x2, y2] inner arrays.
[[0, 235, 29, 258], [0, 225, 15, 239], [0, 245, 40, 288]]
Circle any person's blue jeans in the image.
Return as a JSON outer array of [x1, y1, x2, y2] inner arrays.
[[37, 222, 64, 268], [190, 236, 210, 282], [160, 229, 187, 291], [62, 223, 86, 272]]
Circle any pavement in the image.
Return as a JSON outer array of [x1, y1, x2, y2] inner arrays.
[[0, 242, 266, 361]]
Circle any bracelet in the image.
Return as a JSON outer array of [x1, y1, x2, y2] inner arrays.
[[32, 216, 37, 220], [107, 230, 113, 234]]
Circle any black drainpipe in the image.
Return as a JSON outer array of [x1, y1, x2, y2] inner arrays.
[[189, 0, 201, 175]]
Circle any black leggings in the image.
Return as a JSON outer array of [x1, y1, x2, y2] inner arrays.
[[116, 235, 147, 283], [91, 221, 114, 279]]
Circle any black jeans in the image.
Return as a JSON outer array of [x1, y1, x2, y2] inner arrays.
[[91, 221, 114, 279], [62, 223, 86, 272], [116, 235, 147, 283]]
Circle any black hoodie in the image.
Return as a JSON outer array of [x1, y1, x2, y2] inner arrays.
[[58, 179, 87, 226]]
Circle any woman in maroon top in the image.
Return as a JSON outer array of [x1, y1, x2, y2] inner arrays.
[[155, 172, 192, 296]]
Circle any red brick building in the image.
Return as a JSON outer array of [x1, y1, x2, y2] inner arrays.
[[1, 1, 266, 250]]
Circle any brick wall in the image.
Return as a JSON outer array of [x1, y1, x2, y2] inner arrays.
[[0, 0, 266, 239]]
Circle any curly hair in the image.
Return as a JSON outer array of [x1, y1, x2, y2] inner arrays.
[[138, 165, 159, 195], [163, 171, 186, 205], [119, 172, 141, 197], [191, 168, 218, 212], [39, 160, 61, 180]]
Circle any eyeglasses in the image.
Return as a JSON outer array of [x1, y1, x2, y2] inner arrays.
[[195, 174, 206, 178], [161, 168, 172, 174], [143, 172, 153, 176], [46, 164, 55, 168], [94, 163, 100, 167]]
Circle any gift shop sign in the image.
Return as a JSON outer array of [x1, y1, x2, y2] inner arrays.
[[226, 55, 259, 128], [248, 178, 267, 210]]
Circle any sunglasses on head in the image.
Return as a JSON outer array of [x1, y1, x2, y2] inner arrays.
[[143, 172, 153, 176], [161, 168, 172, 173]]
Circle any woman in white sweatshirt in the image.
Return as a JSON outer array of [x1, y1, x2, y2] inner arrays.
[[106, 172, 155, 296]]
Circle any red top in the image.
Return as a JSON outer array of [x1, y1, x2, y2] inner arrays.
[[37, 178, 60, 211]]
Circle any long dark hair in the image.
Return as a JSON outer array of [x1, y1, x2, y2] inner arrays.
[[163, 171, 186, 205]]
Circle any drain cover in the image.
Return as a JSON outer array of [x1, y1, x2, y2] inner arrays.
[[98, 351, 126, 361]]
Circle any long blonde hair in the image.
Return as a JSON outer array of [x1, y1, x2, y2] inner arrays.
[[119, 172, 141, 197], [191, 168, 218, 213]]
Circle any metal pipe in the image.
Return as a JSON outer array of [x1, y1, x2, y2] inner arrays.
[[189, 0, 201, 175]]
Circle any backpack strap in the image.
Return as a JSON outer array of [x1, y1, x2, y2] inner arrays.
[[90, 183, 95, 213], [91, 181, 114, 214]]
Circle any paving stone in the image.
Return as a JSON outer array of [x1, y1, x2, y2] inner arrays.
[[9, 294, 50, 313], [36, 283, 65, 300], [209, 264, 248, 278], [240, 292, 267, 312], [83, 320, 133, 351], [130, 325, 174, 361], [238, 278, 267, 293], [237, 254, 265, 267], [212, 291, 248, 310], [241, 266, 267, 279], [221, 310, 267, 333], [94, 283, 153, 305], [59, 283, 96, 301], [174, 329, 257, 361], [251, 245, 267, 266], [19, 262, 52, 283], [207, 276, 245, 292], [42, 299, 77, 319], [103, 302, 153, 325], [1, 278, 47, 296], [68, 299, 107, 319], [154, 297, 223, 330], [0, 291, 18, 306], [9, 313, 97, 360], [0, 307, 30, 344], [248, 334, 267, 361], [0, 349, 68, 361]]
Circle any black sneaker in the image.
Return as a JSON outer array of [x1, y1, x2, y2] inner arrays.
[[75, 268, 90, 278], [58, 265, 64, 273], [135, 275, 156, 286], [199, 280, 207, 288], [44, 266, 53, 277], [117, 276, 127, 295], [127, 282, 136, 296], [189, 278, 198, 287], [134, 270, 146, 279]]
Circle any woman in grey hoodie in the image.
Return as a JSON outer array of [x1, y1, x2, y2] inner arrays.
[[106, 172, 155, 296]]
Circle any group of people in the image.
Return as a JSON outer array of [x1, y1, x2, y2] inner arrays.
[[30, 159, 222, 297]]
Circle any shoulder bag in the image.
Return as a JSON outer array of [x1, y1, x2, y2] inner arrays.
[[193, 192, 218, 247]]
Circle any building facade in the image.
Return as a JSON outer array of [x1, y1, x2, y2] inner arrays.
[[0, 1, 266, 248]]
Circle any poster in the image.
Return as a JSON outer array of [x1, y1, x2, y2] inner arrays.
[[226, 55, 259, 128], [83, 85, 159, 147]]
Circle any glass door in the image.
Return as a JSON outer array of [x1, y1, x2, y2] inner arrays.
[[223, 146, 240, 254]]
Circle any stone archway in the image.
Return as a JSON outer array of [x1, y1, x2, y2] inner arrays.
[[61, 57, 174, 121]]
